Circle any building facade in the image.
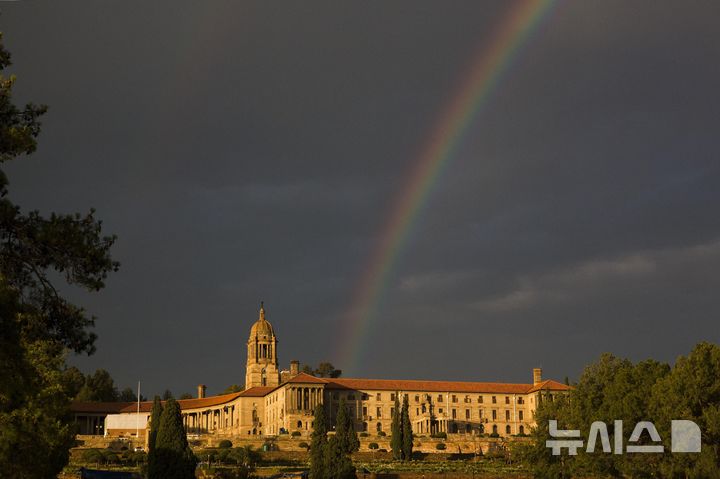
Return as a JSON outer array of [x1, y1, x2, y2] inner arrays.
[[71, 304, 570, 438]]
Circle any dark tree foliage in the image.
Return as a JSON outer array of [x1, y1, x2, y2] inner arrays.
[[335, 398, 360, 454], [401, 394, 413, 461], [303, 362, 343, 378], [162, 389, 174, 400], [118, 387, 138, 402], [0, 35, 117, 478], [76, 369, 118, 402], [650, 342, 720, 478], [309, 404, 328, 479], [525, 344, 720, 479], [178, 392, 194, 400], [146, 396, 163, 478], [151, 398, 196, 479], [390, 395, 402, 460], [61, 365, 86, 398], [324, 435, 356, 479], [315, 362, 343, 378]]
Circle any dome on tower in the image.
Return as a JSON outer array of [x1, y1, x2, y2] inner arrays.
[[249, 302, 275, 338]]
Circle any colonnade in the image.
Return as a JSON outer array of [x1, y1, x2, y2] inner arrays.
[[182, 404, 238, 433], [286, 386, 323, 412]]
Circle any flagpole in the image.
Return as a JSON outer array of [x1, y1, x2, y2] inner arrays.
[[136, 381, 140, 441]]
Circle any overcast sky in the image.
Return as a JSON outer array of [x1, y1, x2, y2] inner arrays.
[[3, 1, 719, 398]]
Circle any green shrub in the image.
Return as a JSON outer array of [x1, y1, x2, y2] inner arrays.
[[368, 442, 379, 450], [377, 431, 386, 437], [81, 449, 104, 464], [291, 430, 302, 437], [435, 443, 446, 450], [298, 442, 309, 450], [218, 439, 233, 449], [430, 432, 447, 439], [218, 449, 231, 463], [359, 432, 369, 437], [489, 432, 500, 438]]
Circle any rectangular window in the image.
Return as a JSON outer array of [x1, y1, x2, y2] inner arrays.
[[465, 409, 470, 419], [415, 395, 420, 402], [438, 408, 443, 414], [376, 407, 382, 418], [437, 395, 443, 402], [479, 409, 483, 418], [505, 410, 510, 421], [376, 393, 381, 401], [452, 409, 457, 419], [505, 396, 510, 404], [492, 410, 497, 420], [492, 396, 497, 404], [519, 411, 524, 421], [390, 393, 396, 401], [416, 408, 419, 416], [452, 395, 457, 403], [478, 396, 483, 404]]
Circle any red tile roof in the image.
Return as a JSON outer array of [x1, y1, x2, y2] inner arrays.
[[69, 401, 131, 414], [70, 378, 571, 415], [238, 386, 276, 397], [70, 388, 272, 415], [526, 379, 572, 393], [325, 377, 571, 394], [285, 372, 329, 384]]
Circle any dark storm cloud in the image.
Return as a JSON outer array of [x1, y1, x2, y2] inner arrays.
[[2, 1, 719, 395]]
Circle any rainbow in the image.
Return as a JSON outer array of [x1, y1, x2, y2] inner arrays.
[[336, 0, 559, 373]]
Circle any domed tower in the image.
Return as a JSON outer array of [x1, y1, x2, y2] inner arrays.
[[245, 302, 280, 389]]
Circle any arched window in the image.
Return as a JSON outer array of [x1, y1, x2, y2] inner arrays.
[[519, 425, 525, 435], [297, 420, 303, 428], [506, 425, 511, 434], [492, 425, 498, 434], [376, 422, 382, 432]]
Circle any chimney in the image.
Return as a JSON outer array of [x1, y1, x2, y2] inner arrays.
[[197, 384, 207, 399], [533, 368, 542, 385], [290, 360, 300, 376]]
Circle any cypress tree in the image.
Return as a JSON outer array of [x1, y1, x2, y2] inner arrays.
[[335, 398, 360, 455], [152, 398, 196, 479], [146, 396, 163, 478], [401, 394, 413, 461], [390, 394, 403, 460], [309, 404, 328, 479], [324, 434, 356, 479]]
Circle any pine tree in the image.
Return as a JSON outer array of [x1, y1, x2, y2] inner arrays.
[[335, 398, 360, 455], [390, 394, 403, 460], [152, 398, 196, 479], [309, 404, 328, 479], [401, 394, 413, 461], [146, 396, 163, 478]]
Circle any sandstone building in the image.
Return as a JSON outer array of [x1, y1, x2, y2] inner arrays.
[[71, 304, 570, 438]]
